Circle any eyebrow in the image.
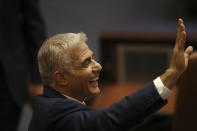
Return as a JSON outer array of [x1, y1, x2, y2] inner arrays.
[[81, 51, 94, 65]]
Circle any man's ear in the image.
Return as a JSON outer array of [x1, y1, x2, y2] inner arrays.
[[54, 71, 68, 86]]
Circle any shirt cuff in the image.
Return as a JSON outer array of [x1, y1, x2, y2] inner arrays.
[[153, 77, 172, 100]]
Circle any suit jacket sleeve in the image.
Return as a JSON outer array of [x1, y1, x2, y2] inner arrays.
[[55, 82, 167, 131], [21, 0, 46, 83]]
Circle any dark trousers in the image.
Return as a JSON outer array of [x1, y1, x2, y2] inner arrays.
[[0, 64, 21, 131]]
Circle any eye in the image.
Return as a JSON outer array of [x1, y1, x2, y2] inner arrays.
[[83, 57, 91, 65]]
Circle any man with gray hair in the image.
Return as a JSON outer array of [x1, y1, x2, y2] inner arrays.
[[29, 19, 193, 131]]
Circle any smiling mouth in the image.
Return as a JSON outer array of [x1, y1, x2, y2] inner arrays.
[[88, 77, 99, 87], [89, 77, 99, 82]]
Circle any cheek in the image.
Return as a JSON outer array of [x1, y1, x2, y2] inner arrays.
[[77, 67, 92, 77]]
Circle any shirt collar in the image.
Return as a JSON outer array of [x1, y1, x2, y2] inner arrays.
[[62, 94, 86, 105]]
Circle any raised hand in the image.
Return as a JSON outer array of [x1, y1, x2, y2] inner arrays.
[[161, 18, 193, 89], [169, 18, 193, 75]]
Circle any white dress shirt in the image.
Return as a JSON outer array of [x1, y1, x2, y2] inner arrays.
[[153, 77, 172, 100]]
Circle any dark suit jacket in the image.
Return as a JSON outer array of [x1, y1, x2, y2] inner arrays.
[[0, 0, 46, 107], [29, 82, 167, 131]]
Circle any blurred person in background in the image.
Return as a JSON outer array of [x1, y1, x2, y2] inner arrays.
[[0, 0, 46, 131], [29, 19, 193, 131]]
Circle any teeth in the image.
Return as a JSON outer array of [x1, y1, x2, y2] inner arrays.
[[89, 77, 99, 82]]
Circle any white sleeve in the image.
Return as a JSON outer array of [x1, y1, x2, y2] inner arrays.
[[153, 77, 172, 100]]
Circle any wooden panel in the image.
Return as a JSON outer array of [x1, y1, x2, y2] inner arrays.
[[173, 52, 197, 131], [100, 31, 197, 84]]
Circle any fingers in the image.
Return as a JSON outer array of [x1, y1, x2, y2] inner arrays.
[[177, 19, 185, 42], [175, 18, 186, 50], [180, 31, 186, 49], [176, 19, 183, 42]]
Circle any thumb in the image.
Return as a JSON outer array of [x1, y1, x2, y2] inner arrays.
[[184, 46, 193, 65]]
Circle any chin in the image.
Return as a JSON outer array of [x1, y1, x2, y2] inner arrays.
[[88, 86, 100, 95]]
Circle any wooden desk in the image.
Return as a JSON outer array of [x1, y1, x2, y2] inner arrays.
[[91, 82, 178, 114]]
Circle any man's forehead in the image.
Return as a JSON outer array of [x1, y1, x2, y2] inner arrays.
[[67, 42, 93, 62], [72, 42, 91, 54]]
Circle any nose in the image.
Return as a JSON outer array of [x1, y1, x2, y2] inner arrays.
[[92, 59, 102, 74]]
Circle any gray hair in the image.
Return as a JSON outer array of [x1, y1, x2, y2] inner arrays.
[[38, 32, 87, 87]]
